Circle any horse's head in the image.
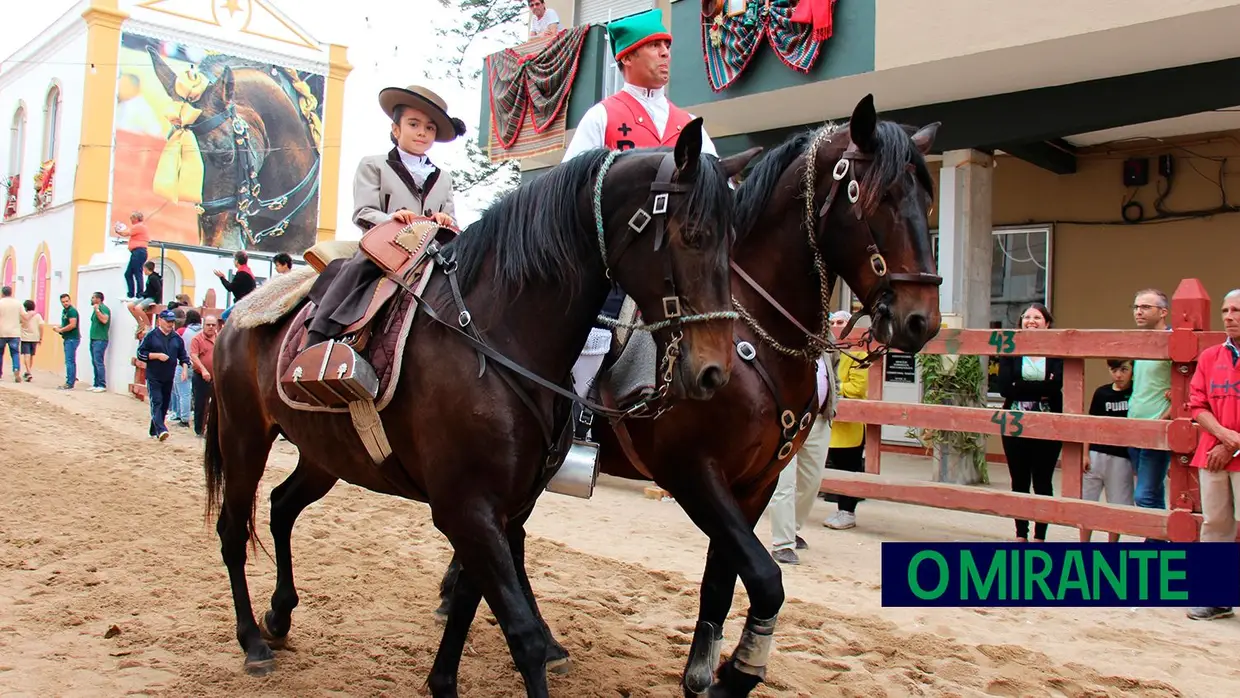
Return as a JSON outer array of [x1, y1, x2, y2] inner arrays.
[[598, 120, 759, 400], [812, 94, 942, 353], [148, 48, 263, 248]]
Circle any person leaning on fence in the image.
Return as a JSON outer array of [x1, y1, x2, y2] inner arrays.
[[1078, 359, 1135, 543], [1129, 288, 1174, 511], [1184, 289, 1240, 622], [995, 303, 1064, 543]]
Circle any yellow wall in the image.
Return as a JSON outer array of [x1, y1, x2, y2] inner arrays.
[[316, 44, 352, 243], [926, 131, 1240, 457]]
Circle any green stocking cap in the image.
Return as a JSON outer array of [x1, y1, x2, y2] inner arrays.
[[608, 9, 672, 61]]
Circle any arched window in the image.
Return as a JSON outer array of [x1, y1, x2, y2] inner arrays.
[[1, 249, 15, 290], [42, 85, 60, 162], [8, 106, 24, 174], [33, 250, 50, 319]]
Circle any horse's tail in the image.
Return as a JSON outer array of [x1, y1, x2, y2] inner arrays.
[[203, 390, 225, 522]]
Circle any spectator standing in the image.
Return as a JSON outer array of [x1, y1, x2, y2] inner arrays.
[[215, 250, 256, 303], [272, 252, 293, 275], [528, 0, 560, 37], [823, 312, 870, 530], [1129, 289, 1173, 511], [996, 303, 1064, 542], [50, 293, 81, 390], [766, 313, 844, 564], [113, 210, 150, 300], [88, 291, 111, 392], [190, 314, 218, 437], [0, 286, 21, 382], [1185, 289, 1240, 622], [1079, 359, 1136, 542], [171, 309, 201, 427], [136, 309, 190, 441], [126, 261, 163, 338], [18, 300, 43, 381]]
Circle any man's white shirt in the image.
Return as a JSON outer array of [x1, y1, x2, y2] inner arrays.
[[530, 9, 560, 36], [561, 83, 718, 163]]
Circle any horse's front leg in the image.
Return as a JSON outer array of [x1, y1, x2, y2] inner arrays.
[[665, 467, 782, 698]]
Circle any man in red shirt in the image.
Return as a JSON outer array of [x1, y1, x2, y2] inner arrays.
[[113, 210, 151, 301], [189, 314, 218, 438], [1186, 289, 1240, 621]]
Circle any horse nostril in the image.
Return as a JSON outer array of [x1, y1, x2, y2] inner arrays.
[[698, 364, 727, 392], [905, 313, 928, 339]]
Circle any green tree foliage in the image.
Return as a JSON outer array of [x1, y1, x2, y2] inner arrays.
[[431, 0, 527, 202]]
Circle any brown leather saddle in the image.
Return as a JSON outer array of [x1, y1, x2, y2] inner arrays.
[[280, 217, 454, 410]]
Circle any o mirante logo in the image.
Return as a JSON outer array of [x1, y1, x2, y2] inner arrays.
[[881, 543, 1240, 608]]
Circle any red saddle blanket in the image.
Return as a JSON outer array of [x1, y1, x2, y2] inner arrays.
[[277, 288, 419, 413]]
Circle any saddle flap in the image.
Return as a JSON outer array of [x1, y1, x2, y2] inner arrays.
[[359, 218, 443, 277], [281, 340, 379, 409]]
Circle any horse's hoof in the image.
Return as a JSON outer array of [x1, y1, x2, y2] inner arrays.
[[546, 655, 572, 675], [432, 599, 451, 625], [244, 657, 276, 677], [259, 612, 288, 649]]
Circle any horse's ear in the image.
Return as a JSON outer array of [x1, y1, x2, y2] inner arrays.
[[910, 121, 940, 156], [146, 46, 179, 99], [719, 146, 762, 179], [219, 66, 235, 104], [850, 93, 878, 152], [674, 117, 705, 177]]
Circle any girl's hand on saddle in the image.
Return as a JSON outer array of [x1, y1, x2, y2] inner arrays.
[[430, 211, 455, 228], [391, 209, 418, 225]]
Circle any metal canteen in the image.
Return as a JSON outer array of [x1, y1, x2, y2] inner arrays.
[[546, 439, 601, 499]]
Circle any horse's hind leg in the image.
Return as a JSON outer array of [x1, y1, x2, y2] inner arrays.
[[207, 402, 278, 675], [261, 459, 338, 646], [432, 504, 551, 698], [436, 529, 571, 673], [508, 522, 571, 673], [427, 562, 484, 698]]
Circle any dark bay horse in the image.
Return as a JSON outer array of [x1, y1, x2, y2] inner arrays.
[[202, 123, 760, 697], [147, 47, 322, 254], [438, 94, 944, 696]]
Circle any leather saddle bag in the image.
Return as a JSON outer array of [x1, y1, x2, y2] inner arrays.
[[281, 339, 380, 409], [359, 218, 453, 279]]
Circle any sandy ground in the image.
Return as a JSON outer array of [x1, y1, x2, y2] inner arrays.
[[2, 370, 1238, 697]]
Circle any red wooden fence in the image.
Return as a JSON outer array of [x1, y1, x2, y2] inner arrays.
[[822, 278, 1225, 542]]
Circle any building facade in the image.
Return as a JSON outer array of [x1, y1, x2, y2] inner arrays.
[[0, 0, 351, 384], [481, 0, 1240, 458]]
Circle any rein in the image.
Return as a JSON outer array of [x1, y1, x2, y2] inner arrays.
[[731, 126, 942, 366], [416, 149, 735, 424]]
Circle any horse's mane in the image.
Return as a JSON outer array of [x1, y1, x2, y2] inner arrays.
[[733, 120, 936, 238], [448, 147, 734, 296], [197, 54, 276, 79], [734, 130, 817, 239]]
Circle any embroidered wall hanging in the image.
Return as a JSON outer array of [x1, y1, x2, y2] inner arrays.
[[486, 24, 591, 162], [33, 161, 54, 213], [702, 0, 835, 93], [3, 175, 17, 220]]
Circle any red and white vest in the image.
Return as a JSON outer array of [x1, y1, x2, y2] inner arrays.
[[602, 91, 694, 151]]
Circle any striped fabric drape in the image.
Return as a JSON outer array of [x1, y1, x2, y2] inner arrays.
[[485, 25, 592, 161], [702, 0, 831, 93]]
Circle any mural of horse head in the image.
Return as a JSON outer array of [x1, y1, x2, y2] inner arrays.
[[146, 46, 324, 255]]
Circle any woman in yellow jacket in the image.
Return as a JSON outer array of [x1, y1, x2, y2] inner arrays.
[[823, 339, 870, 530]]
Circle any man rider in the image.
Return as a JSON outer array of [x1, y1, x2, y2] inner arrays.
[[562, 8, 721, 410]]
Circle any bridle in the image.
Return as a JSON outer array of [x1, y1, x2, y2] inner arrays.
[[731, 126, 942, 365], [589, 149, 737, 417], [187, 97, 321, 246]]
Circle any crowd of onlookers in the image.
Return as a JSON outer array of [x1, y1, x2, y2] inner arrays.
[[768, 287, 1240, 622]]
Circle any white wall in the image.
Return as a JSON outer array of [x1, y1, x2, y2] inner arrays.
[[78, 253, 140, 394], [0, 14, 88, 217], [0, 205, 78, 314]]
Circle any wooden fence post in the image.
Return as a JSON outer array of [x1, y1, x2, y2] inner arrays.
[[1166, 278, 1210, 541]]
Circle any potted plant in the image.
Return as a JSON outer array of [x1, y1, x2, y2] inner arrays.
[[907, 353, 989, 485]]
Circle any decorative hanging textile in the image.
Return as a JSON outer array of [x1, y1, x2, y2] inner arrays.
[[485, 24, 591, 163], [3, 175, 17, 220], [33, 161, 54, 212], [702, 0, 833, 93]]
